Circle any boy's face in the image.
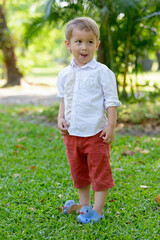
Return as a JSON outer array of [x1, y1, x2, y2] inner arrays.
[[65, 27, 100, 67]]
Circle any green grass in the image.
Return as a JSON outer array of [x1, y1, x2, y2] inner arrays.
[[25, 64, 65, 86], [0, 104, 160, 240], [27, 65, 65, 78]]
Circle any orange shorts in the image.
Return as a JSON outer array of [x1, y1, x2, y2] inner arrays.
[[64, 132, 115, 191]]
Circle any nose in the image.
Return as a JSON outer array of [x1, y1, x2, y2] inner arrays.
[[81, 43, 87, 50]]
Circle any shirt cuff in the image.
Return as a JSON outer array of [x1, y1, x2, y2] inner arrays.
[[105, 100, 122, 109], [57, 93, 64, 101]]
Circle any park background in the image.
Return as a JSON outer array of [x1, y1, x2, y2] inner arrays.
[[0, 0, 160, 239]]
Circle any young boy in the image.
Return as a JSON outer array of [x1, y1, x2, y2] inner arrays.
[[57, 17, 121, 224]]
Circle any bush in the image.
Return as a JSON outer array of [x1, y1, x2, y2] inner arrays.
[[41, 101, 160, 126], [118, 101, 160, 124]]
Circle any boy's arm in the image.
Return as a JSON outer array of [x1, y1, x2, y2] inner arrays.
[[58, 101, 68, 135], [99, 106, 117, 143]]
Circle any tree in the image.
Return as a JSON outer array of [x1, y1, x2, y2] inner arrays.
[[24, 0, 160, 98], [0, 1, 22, 86], [93, 0, 160, 98]]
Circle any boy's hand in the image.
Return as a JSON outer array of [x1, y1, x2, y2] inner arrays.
[[99, 124, 115, 144], [100, 106, 117, 143], [58, 117, 68, 136]]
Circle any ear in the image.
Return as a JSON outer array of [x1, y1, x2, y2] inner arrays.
[[96, 41, 100, 50], [65, 40, 71, 50]]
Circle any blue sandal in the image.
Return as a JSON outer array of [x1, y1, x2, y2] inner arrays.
[[63, 200, 76, 214], [63, 200, 83, 215], [77, 206, 104, 224]]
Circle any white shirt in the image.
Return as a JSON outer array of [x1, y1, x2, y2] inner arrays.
[[57, 58, 122, 137]]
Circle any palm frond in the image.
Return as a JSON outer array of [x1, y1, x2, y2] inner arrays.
[[44, 0, 55, 20], [136, 11, 160, 21], [24, 17, 45, 47]]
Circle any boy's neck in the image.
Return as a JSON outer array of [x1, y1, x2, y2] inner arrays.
[[73, 58, 95, 67]]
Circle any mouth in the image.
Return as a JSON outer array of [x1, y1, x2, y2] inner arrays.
[[81, 54, 88, 58]]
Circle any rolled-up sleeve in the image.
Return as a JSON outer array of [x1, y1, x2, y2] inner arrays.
[[100, 67, 122, 109], [56, 72, 65, 101]]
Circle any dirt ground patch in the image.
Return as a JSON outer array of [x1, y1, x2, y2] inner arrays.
[[0, 83, 160, 136], [116, 123, 160, 136], [0, 82, 58, 106]]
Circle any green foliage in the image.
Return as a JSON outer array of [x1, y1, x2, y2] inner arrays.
[[24, 17, 46, 47], [118, 101, 160, 124], [0, 104, 159, 239], [1, 0, 160, 94], [40, 98, 160, 126], [2, 1, 70, 76], [22, 0, 160, 99]]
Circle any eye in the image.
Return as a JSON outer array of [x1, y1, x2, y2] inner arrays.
[[76, 40, 81, 43], [88, 41, 93, 44]]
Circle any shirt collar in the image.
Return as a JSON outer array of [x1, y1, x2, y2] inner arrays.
[[70, 58, 97, 69]]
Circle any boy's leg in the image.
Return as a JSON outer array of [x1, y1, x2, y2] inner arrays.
[[93, 190, 109, 216], [78, 184, 91, 206], [84, 133, 114, 217], [64, 135, 91, 190]]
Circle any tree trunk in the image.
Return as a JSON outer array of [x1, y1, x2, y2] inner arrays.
[[98, 3, 114, 70], [156, 49, 160, 70], [1, 63, 6, 79], [97, 41, 106, 64], [121, 20, 132, 99], [0, 4, 22, 86], [98, 19, 114, 70], [139, 57, 153, 71]]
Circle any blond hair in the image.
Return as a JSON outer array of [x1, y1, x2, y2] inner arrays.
[[65, 17, 100, 42]]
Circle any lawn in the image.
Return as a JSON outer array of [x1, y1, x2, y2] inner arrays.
[[0, 105, 159, 240]]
